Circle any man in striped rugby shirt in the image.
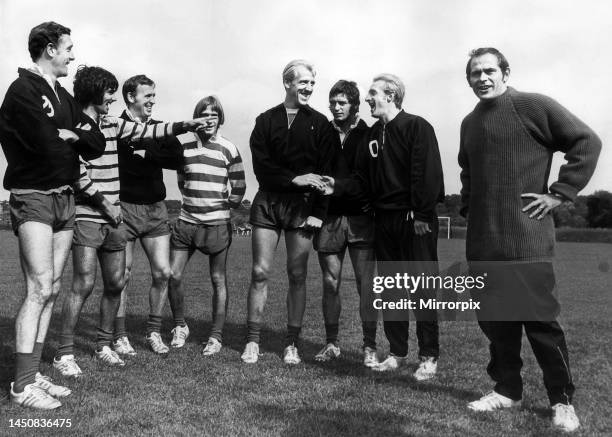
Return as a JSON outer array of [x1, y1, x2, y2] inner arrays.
[[167, 95, 245, 356], [52, 66, 209, 377]]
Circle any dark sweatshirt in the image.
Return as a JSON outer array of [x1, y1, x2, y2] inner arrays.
[[250, 103, 338, 220], [335, 110, 444, 222], [0, 68, 105, 190], [459, 87, 601, 261], [327, 118, 371, 216], [117, 109, 184, 204]]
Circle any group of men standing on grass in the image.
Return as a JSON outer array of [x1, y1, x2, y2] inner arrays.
[[0, 21, 601, 433]]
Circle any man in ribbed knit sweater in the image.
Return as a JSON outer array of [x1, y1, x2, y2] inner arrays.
[[459, 47, 601, 432]]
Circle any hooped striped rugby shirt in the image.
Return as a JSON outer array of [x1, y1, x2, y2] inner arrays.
[[74, 115, 176, 223], [177, 132, 246, 225]]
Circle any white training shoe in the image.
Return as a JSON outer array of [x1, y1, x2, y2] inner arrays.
[[372, 354, 405, 372], [170, 325, 190, 348], [241, 341, 261, 364], [146, 332, 169, 355], [314, 343, 341, 362], [283, 345, 301, 365], [363, 347, 379, 368], [202, 338, 222, 356], [10, 382, 61, 410], [53, 354, 83, 378], [413, 356, 437, 381], [552, 403, 580, 432], [34, 373, 71, 398], [113, 336, 137, 356], [468, 391, 521, 412], [95, 345, 126, 367]]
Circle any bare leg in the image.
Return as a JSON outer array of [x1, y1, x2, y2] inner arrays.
[[317, 251, 344, 326], [115, 240, 135, 319], [56, 245, 99, 358], [96, 250, 126, 350], [246, 227, 281, 324], [141, 235, 172, 318], [168, 248, 193, 324], [36, 230, 73, 345], [208, 247, 229, 341], [285, 230, 313, 327], [15, 222, 55, 354]]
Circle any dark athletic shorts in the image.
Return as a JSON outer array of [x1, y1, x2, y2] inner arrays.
[[9, 191, 75, 235], [122, 201, 170, 241], [249, 190, 313, 231], [314, 214, 374, 252], [73, 220, 127, 252], [171, 219, 231, 254]]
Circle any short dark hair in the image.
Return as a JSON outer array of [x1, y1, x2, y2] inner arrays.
[[466, 47, 510, 79], [193, 95, 225, 125], [73, 66, 118, 107], [122, 75, 155, 105], [329, 80, 360, 111], [28, 21, 71, 62]]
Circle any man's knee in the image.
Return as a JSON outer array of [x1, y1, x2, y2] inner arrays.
[[287, 265, 307, 285], [26, 272, 54, 302], [322, 270, 339, 293], [152, 265, 172, 285], [105, 272, 126, 296], [251, 263, 271, 284], [210, 271, 226, 288]]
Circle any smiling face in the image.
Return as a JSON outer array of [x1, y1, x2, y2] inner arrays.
[[49, 34, 75, 78], [364, 80, 393, 119], [284, 66, 315, 108], [468, 53, 509, 101], [128, 84, 156, 120], [92, 90, 117, 116]]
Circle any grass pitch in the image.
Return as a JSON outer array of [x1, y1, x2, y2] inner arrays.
[[0, 230, 610, 436]]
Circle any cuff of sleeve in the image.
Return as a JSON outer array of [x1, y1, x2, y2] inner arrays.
[[413, 210, 434, 222], [91, 191, 105, 206], [549, 182, 578, 202], [171, 122, 186, 136]]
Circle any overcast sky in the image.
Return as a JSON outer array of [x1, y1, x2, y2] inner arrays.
[[1, 0, 610, 201]]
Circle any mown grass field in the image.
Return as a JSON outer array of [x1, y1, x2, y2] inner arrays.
[[0, 230, 610, 436]]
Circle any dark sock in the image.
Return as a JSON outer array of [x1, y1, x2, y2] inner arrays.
[[14, 352, 36, 393], [246, 321, 261, 344], [285, 325, 301, 348], [55, 333, 74, 359], [146, 314, 163, 335], [210, 313, 226, 344], [114, 317, 127, 341], [362, 321, 377, 349], [96, 327, 114, 351], [31, 342, 44, 376], [325, 323, 339, 345], [174, 316, 186, 327]]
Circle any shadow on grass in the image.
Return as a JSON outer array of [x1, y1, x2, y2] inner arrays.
[[249, 403, 416, 436]]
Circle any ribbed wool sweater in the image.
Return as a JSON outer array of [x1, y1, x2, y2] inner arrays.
[[459, 87, 601, 261]]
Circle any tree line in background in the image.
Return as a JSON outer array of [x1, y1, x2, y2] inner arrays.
[[436, 191, 612, 228], [166, 191, 612, 229], [2, 192, 610, 230]]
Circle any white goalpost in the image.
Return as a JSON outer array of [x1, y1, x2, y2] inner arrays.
[[438, 216, 451, 239]]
